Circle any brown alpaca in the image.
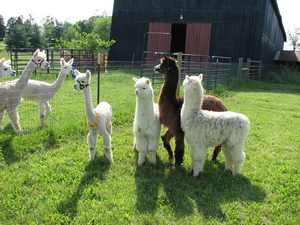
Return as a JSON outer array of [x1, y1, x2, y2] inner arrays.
[[155, 56, 228, 166]]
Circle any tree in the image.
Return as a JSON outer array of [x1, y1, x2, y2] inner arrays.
[[42, 16, 63, 47], [5, 17, 29, 49], [0, 15, 5, 40], [24, 16, 43, 48], [92, 16, 112, 40], [288, 28, 300, 51]]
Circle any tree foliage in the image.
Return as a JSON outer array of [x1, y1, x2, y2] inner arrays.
[[3, 14, 114, 52], [0, 15, 5, 40]]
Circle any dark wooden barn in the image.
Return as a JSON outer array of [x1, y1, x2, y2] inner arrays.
[[109, 0, 286, 63]]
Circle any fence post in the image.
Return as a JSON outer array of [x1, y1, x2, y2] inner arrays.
[[237, 57, 243, 81], [14, 51, 18, 75], [258, 61, 262, 80], [176, 52, 183, 96], [97, 53, 101, 104], [247, 58, 251, 80], [46, 49, 50, 74]]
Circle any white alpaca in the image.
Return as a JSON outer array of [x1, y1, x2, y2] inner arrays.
[[0, 49, 48, 133], [21, 58, 74, 127], [73, 70, 113, 163], [181, 75, 250, 177], [133, 77, 161, 166], [0, 59, 16, 77]]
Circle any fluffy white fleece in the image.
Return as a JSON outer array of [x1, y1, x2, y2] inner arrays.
[[0, 49, 48, 133], [0, 59, 16, 77], [21, 58, 73, 127], [133, 77, 161, 166], [73, 70, 113, 163], [181, 75, 250, 177]]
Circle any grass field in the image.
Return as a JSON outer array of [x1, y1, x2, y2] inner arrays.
[[0, 41, 9, 59], [0, 72, 300, 224]]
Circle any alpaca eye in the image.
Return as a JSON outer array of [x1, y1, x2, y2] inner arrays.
[[4, 68, 8, 71], [142, 87, 146, 90]]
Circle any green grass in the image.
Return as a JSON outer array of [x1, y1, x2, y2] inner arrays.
[[0, 72, 300, 225], [0, 41, 9, 59]]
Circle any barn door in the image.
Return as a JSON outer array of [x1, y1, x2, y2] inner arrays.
[[185, 23, 212, 56], [145, 23, 171, 63]]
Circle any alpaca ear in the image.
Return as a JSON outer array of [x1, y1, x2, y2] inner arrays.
[[185, 75, 190, 81], [198, 74, 203, 81], [60, 58, 65, 66], [68, 58, 74, 66], [132, 77, 138, 82], [86, 70, 91, 81], [33, 49, 40, 57], [7, 60, 11, 65]]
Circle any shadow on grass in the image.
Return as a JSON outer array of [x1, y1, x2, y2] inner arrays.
[[0, 126, 58, 165], [0, 125, 18, 165], [135, 157, 167, 213], [135, 159, 266, 221], [57, 155, 111, 218]]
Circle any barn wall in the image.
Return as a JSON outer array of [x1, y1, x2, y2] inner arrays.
[[109, 0, 285, 62], [261, 0, 285, 63]]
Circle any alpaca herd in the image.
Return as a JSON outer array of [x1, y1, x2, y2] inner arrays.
[[0, 49, 250, 177]]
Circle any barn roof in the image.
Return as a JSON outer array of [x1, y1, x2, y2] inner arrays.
[[274, 51, 300, 63], [271, 0, 287, 41]]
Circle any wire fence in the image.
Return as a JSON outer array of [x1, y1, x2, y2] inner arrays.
[[1, 48, 278, 133]]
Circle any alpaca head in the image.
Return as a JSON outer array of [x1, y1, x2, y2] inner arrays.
[[133, 77, 154, 99], [154, 56, 178, 75], [73, 70, 91, 91], [60, 58, 74, 74], [0, 59, 16, 77], [183, 74, 204, 101], [31, 49, 49, 70]]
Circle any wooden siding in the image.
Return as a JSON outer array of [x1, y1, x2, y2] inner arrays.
[[185, 23, 211, 56], [146, 23, 171, 53], [110, 0, 285, 63]]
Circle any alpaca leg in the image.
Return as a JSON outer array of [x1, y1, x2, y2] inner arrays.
[[39, 103, 47, 127], [148, 151, 156, 164], [211, 145, 222, 162], [45, 101, 52, 113], [148, 137, 159, 165], [223, 146, 234, 172], [135, 135, 147, 166], [174, 132, 185, 166], [87, 128, 97, 160], [191, 146, 207, 177], [0, 110, 4, 130], [161, 129, 174, 161], [103, 132, 113, 163], [231, 146, 246, 176], [7, 109, 22, 134]]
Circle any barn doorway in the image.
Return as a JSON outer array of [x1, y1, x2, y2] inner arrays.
[[171, 23, 187, 53]]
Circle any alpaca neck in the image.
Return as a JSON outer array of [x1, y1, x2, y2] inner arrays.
[[83, 86, 95, 121], [183, 90, 203, 113], [51, 69, 68, 92], [136, 96, 155, 118], [161, 68, 179, 99], [16, 60, 37, 89]]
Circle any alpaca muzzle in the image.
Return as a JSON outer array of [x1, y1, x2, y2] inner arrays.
[[154, 64, 161, 73]]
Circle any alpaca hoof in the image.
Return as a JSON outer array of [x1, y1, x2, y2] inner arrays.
[[104, 149, 113, 163]]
